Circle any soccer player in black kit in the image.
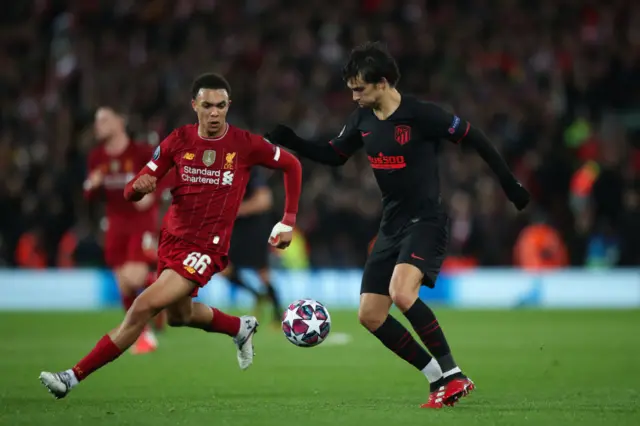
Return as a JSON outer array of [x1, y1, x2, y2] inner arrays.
[[222, 168, 283, 327], [266, 42, 530, 409]]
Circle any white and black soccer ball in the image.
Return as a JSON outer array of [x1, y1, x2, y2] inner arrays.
[[281, 299, 331, 347]]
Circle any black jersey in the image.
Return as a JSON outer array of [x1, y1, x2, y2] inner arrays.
[[243, 168, 268, 201], [329, 95, 471, 235]]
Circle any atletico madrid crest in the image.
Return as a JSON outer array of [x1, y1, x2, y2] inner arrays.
[[395, 125, 411, 145]]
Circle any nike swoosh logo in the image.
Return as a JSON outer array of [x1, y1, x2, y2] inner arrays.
[[411, 253, 425, 261], [361, 132, 372, 137]]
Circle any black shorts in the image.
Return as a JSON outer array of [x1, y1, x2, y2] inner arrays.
[[228, 215, 271, 269], [361, 213, 449, 295]]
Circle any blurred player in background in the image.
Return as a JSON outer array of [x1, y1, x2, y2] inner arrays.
[[222, 168, 283, 328], [266, 42, 530, 408], [40, 73, 302, 399], [83, 106, 162, 354]]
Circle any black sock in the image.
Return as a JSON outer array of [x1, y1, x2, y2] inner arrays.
[[264, 282, 282, 321], [403, 299, 458, 373], [228, 269, 260, 299], [371, 315, 433, 372]]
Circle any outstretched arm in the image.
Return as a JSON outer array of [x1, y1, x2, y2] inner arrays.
[[265, 125, 348, 166], [265, 110, 363, 167], [249, 136, 303, 248], [124, 133, 177, 202], [418, 102, 530, 210]]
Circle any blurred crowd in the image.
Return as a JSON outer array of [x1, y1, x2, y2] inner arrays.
[[1, 0, 639, 269]]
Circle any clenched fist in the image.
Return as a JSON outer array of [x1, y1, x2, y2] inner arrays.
[[269, 222, 293, 249], [133, 174, 157, 194]]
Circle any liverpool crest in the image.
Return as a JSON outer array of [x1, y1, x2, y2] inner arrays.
[[224, 152, 236, 170]]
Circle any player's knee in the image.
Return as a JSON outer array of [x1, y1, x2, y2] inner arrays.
[[166, 311, 191, 327], [127, 296, 157, 325], [389, 268, 421, 311], [358, 308, 386, 332], [117, 274, 140, 295], [389, 286, 419, 312], [389, 283, 419, 312], [120, 265, 148, 290]]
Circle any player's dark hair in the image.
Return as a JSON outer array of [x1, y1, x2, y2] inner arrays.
[[191, 73, 232, 99], [342, 41, 401, 87], [97, 104, 126, 116]]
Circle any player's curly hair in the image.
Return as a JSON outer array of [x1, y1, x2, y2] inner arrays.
[[191, 73, 232, 99], [342, 41, 401, 87]]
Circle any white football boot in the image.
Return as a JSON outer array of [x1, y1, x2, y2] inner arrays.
[[39, 370, 76, 399], [233, 315, 259, 370]]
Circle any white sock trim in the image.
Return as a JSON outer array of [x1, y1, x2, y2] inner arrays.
[[421, 359, 443, 383], [65, 369, 79, 388], [442, 366, 462, 378]]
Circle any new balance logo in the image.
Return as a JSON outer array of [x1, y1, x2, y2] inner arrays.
[[183, 152, 195, 160], [222, 171, 234, 185]]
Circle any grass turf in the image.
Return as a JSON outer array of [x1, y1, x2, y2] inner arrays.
[[0, 309, 639, 425]]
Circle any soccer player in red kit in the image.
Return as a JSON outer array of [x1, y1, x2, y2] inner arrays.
[[40, 73, 303, 399], [84, 106, 161, 354]]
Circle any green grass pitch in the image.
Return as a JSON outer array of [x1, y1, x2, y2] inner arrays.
[[0, 309, 639, 426]]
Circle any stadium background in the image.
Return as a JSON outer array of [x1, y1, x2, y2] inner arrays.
[[1, 2, 639, 425]]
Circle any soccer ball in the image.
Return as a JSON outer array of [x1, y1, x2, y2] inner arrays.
[[281, 299, 331, 347]]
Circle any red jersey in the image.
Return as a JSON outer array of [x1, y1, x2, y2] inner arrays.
[[124, 123, 301, 255], [85, 141, 159, 234]]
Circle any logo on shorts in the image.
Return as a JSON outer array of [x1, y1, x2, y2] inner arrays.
[[394, 125, 411, 145], [183, 152, 195, 160], [410, 253, 425, 261], [202, 150, 216, 167], [224, 152, 236, 169]]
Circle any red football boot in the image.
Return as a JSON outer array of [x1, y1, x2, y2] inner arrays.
[[131, 328, 158, 355], [442, 376, 475, 407], [420, 386, 446, 409]]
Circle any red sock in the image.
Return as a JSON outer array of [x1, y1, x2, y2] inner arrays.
[[209, 308, 241, 336], [121, 294, 136, 312], [72, 335, 123, 381]]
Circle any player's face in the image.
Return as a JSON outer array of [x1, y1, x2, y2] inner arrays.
[[346, 76, 384, 108], [94, 108, 124, 141], [192, 88, 231, 136]]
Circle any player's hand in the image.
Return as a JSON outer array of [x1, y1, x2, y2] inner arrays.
[[264, 125, 299, 149], [504, 179, 530, 211], [133, 174, 157, 195], [236, 202, 249, 217], [269, 222, 294, 249], [85, 169, 104, 190]]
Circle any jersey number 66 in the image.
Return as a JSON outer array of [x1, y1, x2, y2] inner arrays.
[[182, 252, 212, 275]]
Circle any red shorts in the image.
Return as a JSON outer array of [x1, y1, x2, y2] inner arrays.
[[156, 229, 228, 297], [104, 231, 158, 268]]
